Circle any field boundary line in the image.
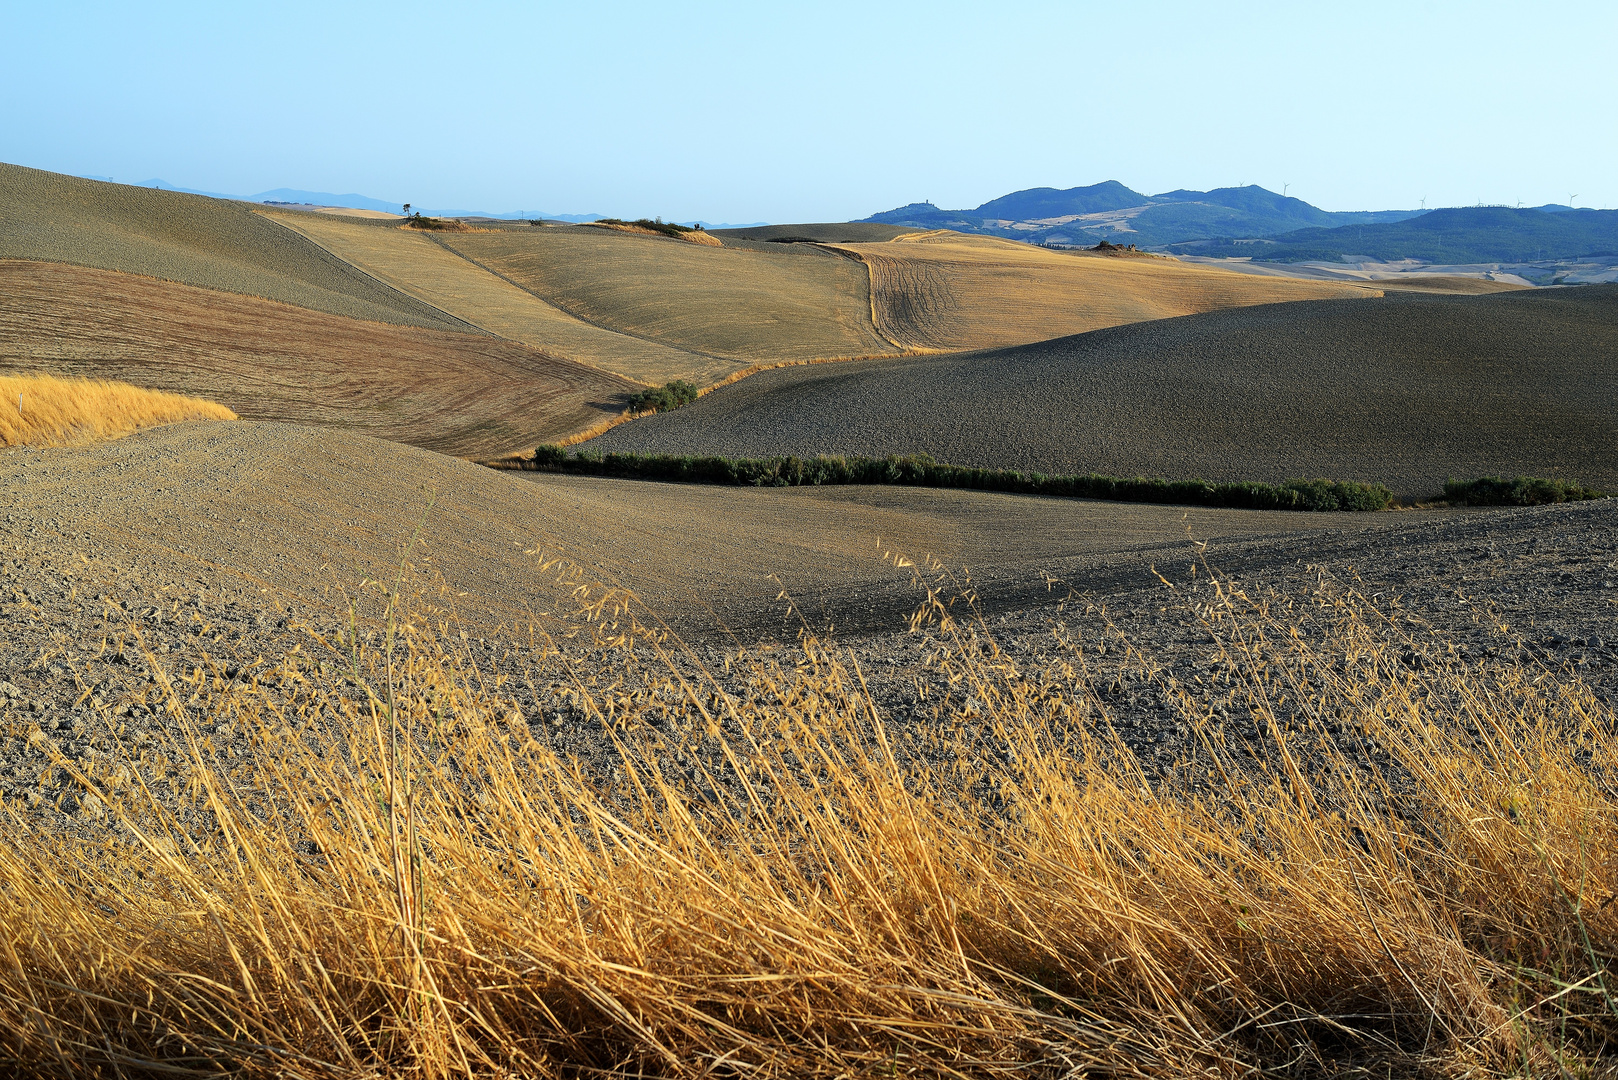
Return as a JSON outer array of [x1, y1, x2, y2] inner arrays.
[[821, 244, 914, 352], [425, 235, 735, 371], [256, 213, 492, 337]]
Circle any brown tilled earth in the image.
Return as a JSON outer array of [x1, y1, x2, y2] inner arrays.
[[0, 260, 635, 457], [3, 421, 1616, 824], [590, 284, 1618, 499], [3, 421, 1617, 817]]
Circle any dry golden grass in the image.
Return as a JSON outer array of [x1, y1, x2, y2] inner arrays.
[[0, 371, 235, 447], [264, 212, 714, 385], [588, 221, 725, 246], [1, 560, 1613, 1077], [837, 232, 1380, 351], [441, 226, 899, 365]]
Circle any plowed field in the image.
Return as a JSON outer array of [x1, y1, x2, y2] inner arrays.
[[0, 260, 635, 458], [265, 212, 715, 384], [0, 163, 460, 330], [837, 232, 1376, 351], [588, 285, 1618, 499], [439, 226, 899, 363]]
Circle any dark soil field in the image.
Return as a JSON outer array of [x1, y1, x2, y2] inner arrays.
[[2, 421, 1614, 794], [0, 163, 462, 330], [587, 284, 1618, 499], [0, 261, 635, 457]]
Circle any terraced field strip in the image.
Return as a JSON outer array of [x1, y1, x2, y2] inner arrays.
[[837, 232, 1378, 351], [0, 162, 461, 331], [0, 260, 636, 458], [262, 212, 713, 385], [441, 226, 898, 365]]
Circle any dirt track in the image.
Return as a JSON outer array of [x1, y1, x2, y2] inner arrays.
[[0, 261, 635, 457], [589, 284, 1618, 499]]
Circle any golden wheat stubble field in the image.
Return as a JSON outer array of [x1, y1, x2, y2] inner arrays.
[[835, 230, 1379, 351], [263, 211, 718, 385], [0, 259, 636, 457], [437, 225, 904, 364]]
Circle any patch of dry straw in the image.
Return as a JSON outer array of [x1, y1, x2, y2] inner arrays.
[[0, 372, 236, 447], [0, 562, 1613, 1077]]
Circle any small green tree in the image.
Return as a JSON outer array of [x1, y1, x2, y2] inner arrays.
[[627, 380, 700, 414]]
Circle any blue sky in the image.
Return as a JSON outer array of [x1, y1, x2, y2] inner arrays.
[[5, 0, 1614, 222]]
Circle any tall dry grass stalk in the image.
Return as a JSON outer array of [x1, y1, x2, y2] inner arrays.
[[0, 372, 236, 447], [0, 566, 1612, 1077]]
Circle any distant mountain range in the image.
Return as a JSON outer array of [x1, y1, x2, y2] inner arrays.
[[1170, 206, 1618, 264], [860, 183, 1618, 264], [859, 182, 1425, 248]]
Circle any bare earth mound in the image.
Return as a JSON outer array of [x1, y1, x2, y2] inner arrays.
[[835, 232, 1376, 351], [0, 260, 636, 457], [0, 163, 462, 330], [586, 284, 1618, 499]]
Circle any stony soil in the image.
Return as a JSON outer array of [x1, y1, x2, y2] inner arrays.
[[587, 284, 1618, 499], [3, 421, 1614, 832]]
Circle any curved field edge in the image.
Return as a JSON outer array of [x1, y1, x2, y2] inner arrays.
[[583, 285, 1618, 500], [0, 260, 637, 457], [491, 447, 1402, 511], [260, 211, 729, 386], [0, 372, 235, 447]]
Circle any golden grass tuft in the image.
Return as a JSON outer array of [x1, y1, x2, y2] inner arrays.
[[0, 564, 1613, 1077], [0, 372, 236, 448]]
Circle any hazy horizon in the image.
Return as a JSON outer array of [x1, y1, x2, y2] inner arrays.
[[6, 0, 1615, 222]]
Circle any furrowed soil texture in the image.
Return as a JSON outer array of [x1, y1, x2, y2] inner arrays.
[[0, 163, 460, 330], [265, 211, 718, 385], [833, 231, 1375, 351], [437, 225, 900, 363], [589, 284, 1618, 500], [0, 260, 636, 457], [5, 422, 1618, 1077]]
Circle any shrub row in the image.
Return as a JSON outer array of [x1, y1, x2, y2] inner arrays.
[[626, 380, 700, 414], [521, 448, 1397, 512], [1443, 475, 1610, 506]]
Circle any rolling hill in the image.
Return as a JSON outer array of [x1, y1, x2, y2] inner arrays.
[[0, 162, 462, 330], [828, 232, 1372, 352], [8, 163, 1542, 459], [0, 259, 634, 458], [435, 225, 899, 365], [585, 285, 1618, 499], [263, 211, 719, 385]]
